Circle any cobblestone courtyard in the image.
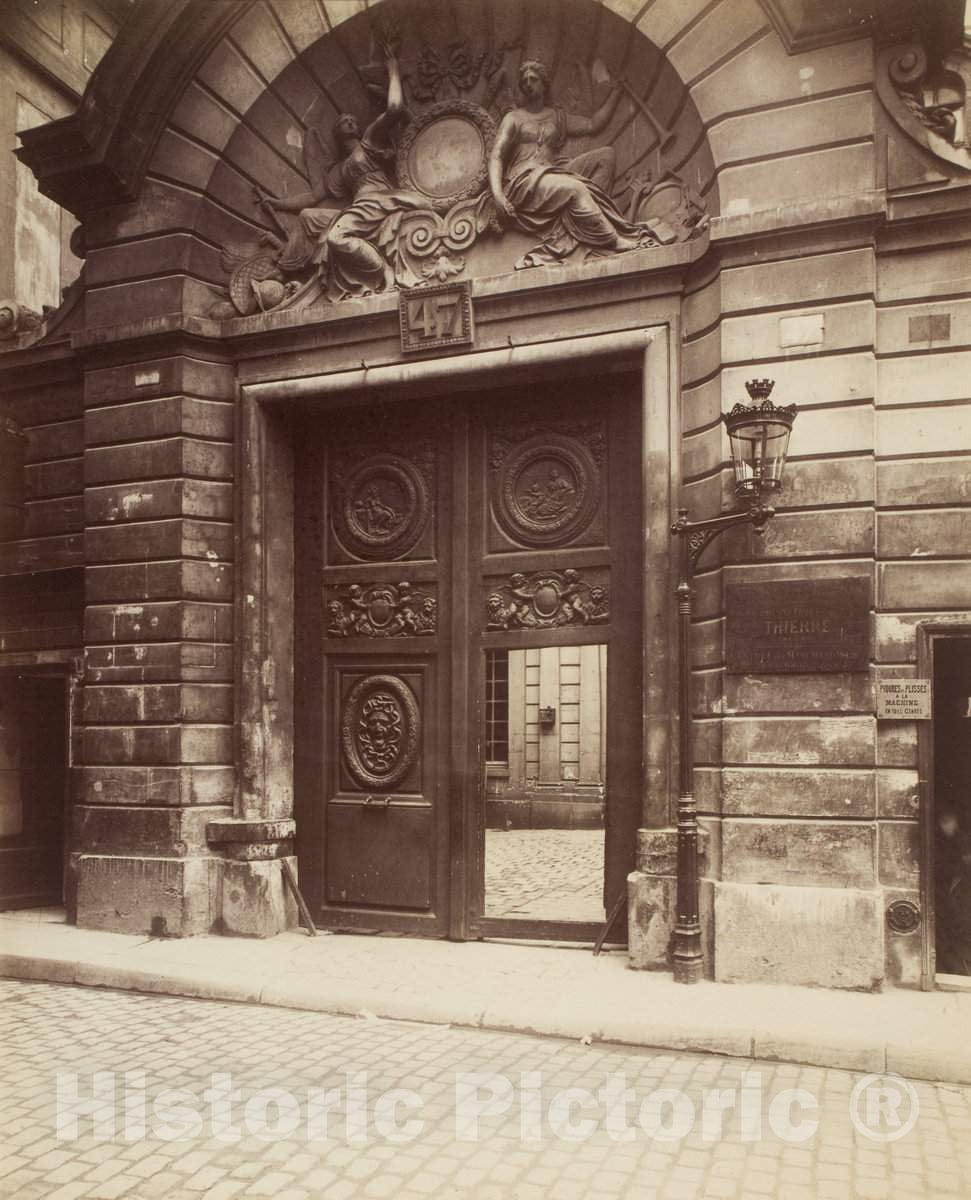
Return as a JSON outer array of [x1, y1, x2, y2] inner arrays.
[[2, 978, 971, 1200], [484, 829, 604, 922]]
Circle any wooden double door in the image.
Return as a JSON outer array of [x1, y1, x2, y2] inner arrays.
[[294, 372, 643, 940]]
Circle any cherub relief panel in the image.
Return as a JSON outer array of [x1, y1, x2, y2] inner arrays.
[[209, 4, 711, 320]]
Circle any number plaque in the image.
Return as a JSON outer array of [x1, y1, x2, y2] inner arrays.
[[399, 282, 473, 353]]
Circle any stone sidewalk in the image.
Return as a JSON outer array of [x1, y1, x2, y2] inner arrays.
[[2, 909, 971, 1085]]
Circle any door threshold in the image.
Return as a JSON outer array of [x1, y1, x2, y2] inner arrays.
[[474, 916, 626, 945], [936, 972, 971, 991]]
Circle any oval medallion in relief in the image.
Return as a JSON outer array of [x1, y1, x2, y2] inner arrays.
[[333, 454, 430, 561], [341, 674, 420, 790], [494, 435, 600, 547]]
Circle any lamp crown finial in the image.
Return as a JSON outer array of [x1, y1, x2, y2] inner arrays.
[[745, 378, 775, 402]]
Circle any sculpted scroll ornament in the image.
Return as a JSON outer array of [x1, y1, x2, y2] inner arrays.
[[209, 24, 708, 319], [341, 674, 420, 789], [486, 570, 609, 630], [877, 32, 971, 174]]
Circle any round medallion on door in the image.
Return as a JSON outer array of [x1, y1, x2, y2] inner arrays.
[[333, 454, 430, 561], [493, 434, 601, 548], [340, 674, 421, 790]]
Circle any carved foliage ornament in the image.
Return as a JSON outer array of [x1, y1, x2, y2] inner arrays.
[[490, 427, 603, 548], [486, 569, 609, 631], [341, 674, 420, 789], [327, 582, 437, 638], [331, 449, 432, 561]]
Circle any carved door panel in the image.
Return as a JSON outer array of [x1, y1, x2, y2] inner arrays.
[[295, 404, 452, 936], [294, 375, 642, 941], [468, 376, 643, 937]]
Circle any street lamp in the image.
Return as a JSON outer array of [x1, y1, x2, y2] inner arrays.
[[671, 379, 797, 984]]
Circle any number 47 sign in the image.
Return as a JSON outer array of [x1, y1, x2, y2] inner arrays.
[[399, 282, 474, 353]]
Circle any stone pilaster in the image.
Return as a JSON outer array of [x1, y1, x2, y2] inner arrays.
[[73, 349, 236, 935]]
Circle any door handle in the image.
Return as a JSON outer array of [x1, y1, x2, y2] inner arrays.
[[362, 794, 391, 808]]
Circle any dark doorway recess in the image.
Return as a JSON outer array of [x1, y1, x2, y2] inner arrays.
[[932, 635, 971, 978], [0, 669, 70, 910]]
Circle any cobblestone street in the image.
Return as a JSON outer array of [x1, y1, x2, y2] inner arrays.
[[484, 829, 604, 921], [2, 978, 971, 1200]]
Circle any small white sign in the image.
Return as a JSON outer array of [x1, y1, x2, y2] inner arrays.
[[876, 679, 932, 720]]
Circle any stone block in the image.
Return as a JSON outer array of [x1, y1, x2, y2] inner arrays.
[[218, 857, 298, 938], [879, 561, 971, 610], [26, 458, 84, 500], [683, 327, 720, 388], [722, 301, 873, 366], [877, 350, 971, 407], [85, 480, 234, 524], [710, 91, 872, 167], [627, 870, 675, 970], [77, 764, 235, 807], [73, 804, 231, 856], [724, 353, 874, 414], [719, 144, 874, 215], [722, 247, 873, 315], [697, 33, 871, 120], [86, 518, 232, 565], [876, 720, 917, 768], [682, 376, 721, 434], [84, 641, 233, 684], [878, 510, 971, 559], [883, 887, 923, 989], [878, 821, 920, 887], [25, 418, 83, 463], [85, 560, 234, 604], [722, 818, 876, 887], [877, 403, 971, 457], [75, 854, 217, 936], [724, 715, 875, 767], [668, 0, 765, 85], [877, 457, 971, 507], [82, 723, 232, 766], [682, 423, 722, 481], [714, 882, 884, 989], [877, 769, 920, 819], [84, 438, 233, 485], [724, 671, 873, 715], [86, 397, 233, 445], [83, 683, 233, 725], [722, 767, 875, 818], [85, 356, 235, 407], [84, 601, 232, 645]]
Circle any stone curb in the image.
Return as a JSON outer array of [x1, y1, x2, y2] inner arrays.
[[4, 949, 971, 1086]]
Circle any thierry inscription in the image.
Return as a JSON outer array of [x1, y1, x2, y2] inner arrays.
[[726, 577, 869, 674]]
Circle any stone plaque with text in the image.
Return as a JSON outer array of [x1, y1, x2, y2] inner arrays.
[[726, 577, 869, 674], [399, 282, 473, 353]]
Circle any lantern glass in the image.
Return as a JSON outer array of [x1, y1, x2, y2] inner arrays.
[[723, 397, 796, 501]]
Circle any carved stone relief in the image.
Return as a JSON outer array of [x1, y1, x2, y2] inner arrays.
[[877, 18, 971, 175], [341, 674, 421, 790], [327, 582, 437, 638], [208, 11, 710, 319], [330, 445, 433, 562], [486, 569, 609, 630], [490, 423, 603, 548]]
